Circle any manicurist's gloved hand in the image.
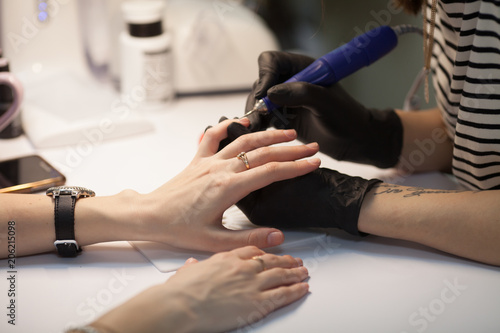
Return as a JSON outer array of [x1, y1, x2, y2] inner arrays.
[[225, 123, 382, 236], [245, 51, 403, 169]]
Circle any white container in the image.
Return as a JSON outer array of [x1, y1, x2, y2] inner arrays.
[[120, 1, 174, 109]]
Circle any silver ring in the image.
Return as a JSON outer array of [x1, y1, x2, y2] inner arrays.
[[237, 152, 250, 170]]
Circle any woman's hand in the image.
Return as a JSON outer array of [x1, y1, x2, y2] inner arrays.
[[90, 246, 310, 333], [0, 118, 319, 258], [135, 118, 320, 251]]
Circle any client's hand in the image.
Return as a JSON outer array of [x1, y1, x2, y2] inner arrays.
[[0, 118, 319, 258], [137, 117, 320, 251], [90, 246, 309, 333]]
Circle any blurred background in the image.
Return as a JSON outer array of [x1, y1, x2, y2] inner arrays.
[[257, 0, 433, 109], [0, 0, 434, 148], [0, 0, 432, 106]]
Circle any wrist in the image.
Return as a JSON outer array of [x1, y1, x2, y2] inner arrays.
[[358, 182, 406, 238], [358, 184, 379, 235], [90, 284, 196, 333], [75, 189, 145, 245]]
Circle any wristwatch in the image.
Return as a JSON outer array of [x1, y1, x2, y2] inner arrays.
[[46, 186, 95, 257]]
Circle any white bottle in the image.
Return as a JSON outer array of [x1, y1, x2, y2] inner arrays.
[[120, 1, 174, 109]]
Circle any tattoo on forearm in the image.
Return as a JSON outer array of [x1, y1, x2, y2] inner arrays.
[[372, 183, 470, 198]]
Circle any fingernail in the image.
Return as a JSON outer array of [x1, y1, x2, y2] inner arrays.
[[299, 266, 309, 275], [306, 142, 319, 149], [307, 158, 321, 166], [295, 257, 303, 266], [283, 129, 296, 138], [185, 257, 197, 264], [267, 231, 284, 246], [239, 117, 250, 126]]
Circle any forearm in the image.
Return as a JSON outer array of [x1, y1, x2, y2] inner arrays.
[[0, 190, 144, 258], [395, 107, 453, 173], [90, 284, 195, 333], [359, 184, 500, 266]]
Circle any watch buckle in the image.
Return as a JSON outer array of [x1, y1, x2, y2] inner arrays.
[[54, 239, 80, 252]]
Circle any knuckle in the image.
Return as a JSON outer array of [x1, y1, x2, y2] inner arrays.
[[203, 126, 218, 140], [236, 133, 262, 151], [245, 245, 261, 253], [246, 232, 261, 247], [234, 133, 250, 146], [258, 146, 273, 159], [282, 254, 296, 264], [253, 133, 269, 148], [264, 255, 278, 265], [280, 268, 300, 283], [263, 161, 280, 175]]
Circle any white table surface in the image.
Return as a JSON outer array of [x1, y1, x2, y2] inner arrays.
[[1, 91, 500, 333]]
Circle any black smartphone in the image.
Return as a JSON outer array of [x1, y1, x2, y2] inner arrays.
[[0, 155, 66, 193]]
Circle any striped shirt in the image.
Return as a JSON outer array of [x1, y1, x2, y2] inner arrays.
[[429, 0, 500, 189]]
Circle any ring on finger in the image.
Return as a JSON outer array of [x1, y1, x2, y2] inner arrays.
[[237, 152, 250, 170], [252, 255, 266, 271]]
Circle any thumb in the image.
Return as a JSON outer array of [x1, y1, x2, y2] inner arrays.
[[267, 82, 328, 109], [185, 257, 199, 265], [208, 227, 284, 251], [176, 257, 199, 273]]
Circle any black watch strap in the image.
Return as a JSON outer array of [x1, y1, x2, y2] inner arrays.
[[47, 186, 95, 258], [54, 194, 80, 257]]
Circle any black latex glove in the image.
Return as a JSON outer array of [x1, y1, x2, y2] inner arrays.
[[245, 51, 403, 169], [212, 116, 250, 152], [224, 122, 382, 236]]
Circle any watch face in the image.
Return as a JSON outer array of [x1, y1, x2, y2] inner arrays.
[[46, 186, 95, 198]]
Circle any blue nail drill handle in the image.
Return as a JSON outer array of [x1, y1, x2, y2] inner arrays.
[[262, 25, 398, 113]]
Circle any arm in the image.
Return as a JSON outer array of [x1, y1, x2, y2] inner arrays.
[[0, 118, 320, 258], [395, 107, 453, 174], [359, 184, 500, 266], [0, 190, 148, 258], [87, 246, 309, 333], [225, 125, 498, 266]]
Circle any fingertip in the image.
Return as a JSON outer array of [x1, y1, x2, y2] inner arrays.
[[177, 257, 199, 272], [185, 257, 198, 264], [306, 142, 319, 150], [295, 257, 304, 267], [283, 129, 297, 139], [238, 117, 250, 127], [267, 230, 284, 247], [307, 157, 321, 167]]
